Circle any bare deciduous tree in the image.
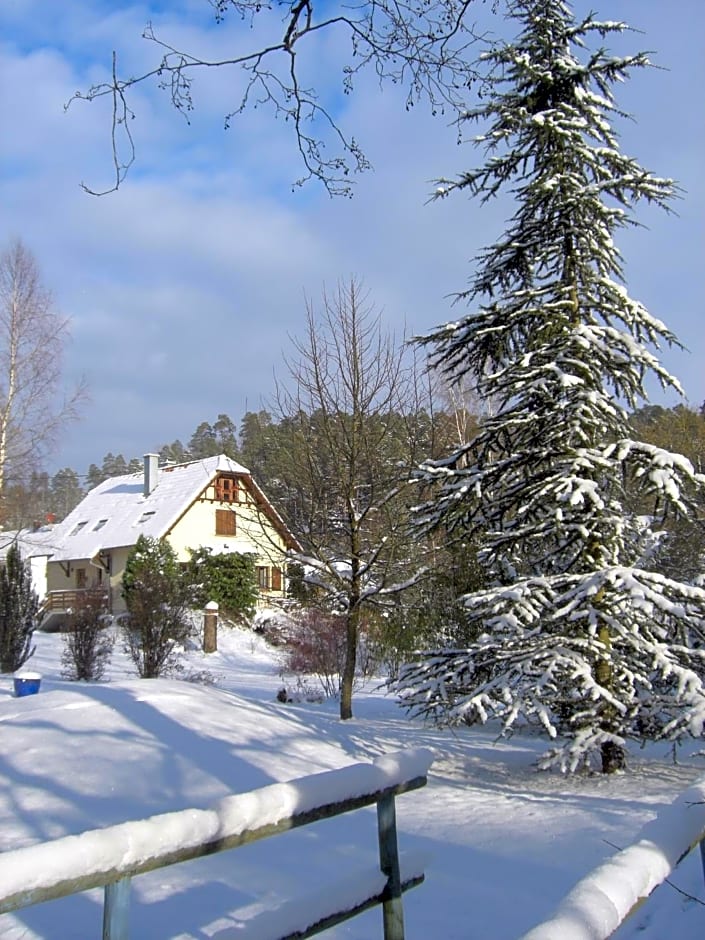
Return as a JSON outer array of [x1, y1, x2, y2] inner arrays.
[[69, 0, 488, 195], [61, 589, 114, 682], [275, 277, 434, 719], [0, 239, 86, 521]]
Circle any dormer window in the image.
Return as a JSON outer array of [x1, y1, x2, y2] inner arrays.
[[93, 519, 108, 531], [137, 510, 156, 525], [215, 477, 238, 503], [70, 521, 88, 536]]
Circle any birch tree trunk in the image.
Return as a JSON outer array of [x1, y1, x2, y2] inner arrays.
[[0, 239, 86, 523]]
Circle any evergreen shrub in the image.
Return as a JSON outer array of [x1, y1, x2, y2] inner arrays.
[[186, 547, 258, 622], [0, 543, 38, 673], [122, 535, 193, 678]]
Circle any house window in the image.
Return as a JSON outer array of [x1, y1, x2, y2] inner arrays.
[[216, 509, 236, 536], [256, 566, 270, 590], [215, 477, 239, 503], [70, 521, 88, 536], [93, 519, 108, 531], [137, 511, 156, 524], [75, 568, 87, 589], [271, 567, 283, 592]]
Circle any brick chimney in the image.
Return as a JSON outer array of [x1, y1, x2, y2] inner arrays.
[[143, 454, 159, 497]]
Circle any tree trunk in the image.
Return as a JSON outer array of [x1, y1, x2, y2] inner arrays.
[[340, 605, 359, 720], [601, 740, 626, 774], [596, 622, 625, 773]]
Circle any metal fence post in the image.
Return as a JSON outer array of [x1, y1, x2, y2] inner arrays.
[[103, 877, 131, 940], [377, 793, 405, 940], [0, 754, 430, 940]]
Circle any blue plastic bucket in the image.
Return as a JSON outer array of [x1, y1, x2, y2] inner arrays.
[[13, 672, 42, 697]]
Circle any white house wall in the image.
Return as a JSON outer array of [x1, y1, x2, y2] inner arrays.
[[167, 484, 289, 568], [46, 552, 124, 609], [29, 555, 49, 601]]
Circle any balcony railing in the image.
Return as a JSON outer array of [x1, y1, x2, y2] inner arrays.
[[40, 589, 113, 625]]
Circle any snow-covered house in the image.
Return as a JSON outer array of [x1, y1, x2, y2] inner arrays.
[[0, 527, 57, 600], [44, 454, 301, 620]]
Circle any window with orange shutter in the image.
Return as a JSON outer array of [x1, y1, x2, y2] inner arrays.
[[215, 509, 236, 536], [215, 477, 239, 503]]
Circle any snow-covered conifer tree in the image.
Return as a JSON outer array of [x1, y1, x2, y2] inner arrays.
[[396, 0, 705, 772]]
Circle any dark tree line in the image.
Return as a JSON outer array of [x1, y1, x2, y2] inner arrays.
[[2, 401, 702, 585]]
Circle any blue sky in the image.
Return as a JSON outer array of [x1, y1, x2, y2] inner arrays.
[[1, 0, 703, 477]]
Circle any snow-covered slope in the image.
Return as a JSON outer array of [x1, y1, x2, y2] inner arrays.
[[0, 627, 703, 939]]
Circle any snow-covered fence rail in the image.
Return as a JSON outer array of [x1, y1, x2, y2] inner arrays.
[[519, 775, 705, 940], [0, 747, 433, 940]]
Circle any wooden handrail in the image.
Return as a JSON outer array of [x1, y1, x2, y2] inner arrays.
[[41, 588, 112, 614], [41, 589, 81, 612]]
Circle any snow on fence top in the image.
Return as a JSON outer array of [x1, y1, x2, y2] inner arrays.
[[520, 776, 705, 940], [0, 747, 434, 913]]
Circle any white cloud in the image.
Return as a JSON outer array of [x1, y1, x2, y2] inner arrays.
[[1, 0, 703, 476]]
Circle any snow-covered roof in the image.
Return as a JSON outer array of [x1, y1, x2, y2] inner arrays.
[[48, 455, 251, 563], [0, 527, 57, 561]]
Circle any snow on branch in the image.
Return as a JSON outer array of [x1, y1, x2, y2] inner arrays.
[[392, 569, 705, 771]]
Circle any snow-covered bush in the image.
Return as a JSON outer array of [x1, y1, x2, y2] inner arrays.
[[185, 547, 258, 622]]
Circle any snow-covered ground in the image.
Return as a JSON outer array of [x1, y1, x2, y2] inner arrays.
[[1, 624, 704, 939]]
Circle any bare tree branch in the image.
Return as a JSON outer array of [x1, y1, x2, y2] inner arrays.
[[67, 0, 491, 195]]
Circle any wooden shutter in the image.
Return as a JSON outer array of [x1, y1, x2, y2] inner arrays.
[[215, 509, 236, 536], [215, 477, 238, 503]]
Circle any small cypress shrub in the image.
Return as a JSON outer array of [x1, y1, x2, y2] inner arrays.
[[0, 543, 38, 673]]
